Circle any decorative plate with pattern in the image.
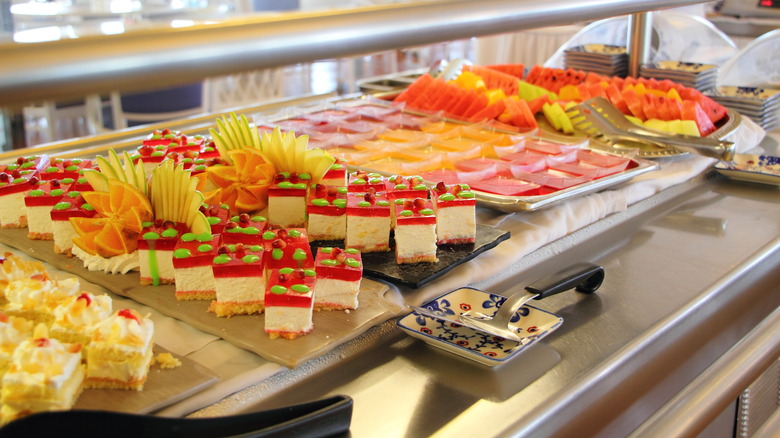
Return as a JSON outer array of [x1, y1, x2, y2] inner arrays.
[[397, 287, 563, 366]]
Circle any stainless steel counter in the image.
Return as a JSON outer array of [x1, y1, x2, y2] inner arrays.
[[223, 166, 780, 437]]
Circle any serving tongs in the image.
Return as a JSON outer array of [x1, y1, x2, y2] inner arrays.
[[570, 97, 735, 161], [409, 262, 604, 342]]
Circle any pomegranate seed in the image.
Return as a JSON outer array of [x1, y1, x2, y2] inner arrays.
[[50, 179, 61, 188], [364, 192, 375, 204], [403, 199, 414, 209], [413, 198, 426, 209], [293, 268, 306, 279], [28, 176, 39, 185], [271, 238, 287, 249], [162, 220, 176, 229], [278, 273, 289, 283], [224, 222, 238, 230], [435, 181, 447, 193], [217, 246, 229, 255], [238, 213, 250, 223], [277, 229, 288, 239]]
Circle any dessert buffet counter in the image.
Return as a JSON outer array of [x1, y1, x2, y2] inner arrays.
[[219, 134, 780, 436]]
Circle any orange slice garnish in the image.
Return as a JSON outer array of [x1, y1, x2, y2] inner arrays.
[[204, 148, 274, 214], [71, 180, 152, 257]]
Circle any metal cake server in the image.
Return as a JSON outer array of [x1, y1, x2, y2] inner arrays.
[[408, 262, 604, 342]]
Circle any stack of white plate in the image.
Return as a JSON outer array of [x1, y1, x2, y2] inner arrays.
[[563, 44, 628, 77], [639, 60, 718, 91], [705, 86, 780, 131]]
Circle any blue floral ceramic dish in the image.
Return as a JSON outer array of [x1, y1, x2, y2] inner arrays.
[[397, 287, 563, 366]]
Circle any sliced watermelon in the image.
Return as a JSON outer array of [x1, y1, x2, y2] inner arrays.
[[604, 83, 630, 115], [469, 100, 506, 123], [527, 94, 551, 114], [622, 87, 646, 120], [393, 73, 434, 104], [463, 64, 519, 96], [524, 65, 544, 84], [486, 64, 526, 79], [641, 93, 658, 120], [655, 95, 671, 120], [681, 101, 716, 136], [461, 94, 490, 118], [666, 98, 683, 120]]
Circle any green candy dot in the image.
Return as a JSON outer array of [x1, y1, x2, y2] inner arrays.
[[271, 285, 287, 295], [142, 221, 154, 228], [143, 232, 160, 240], [242, 255, 260, 263], [321, 259, 338, 266], [292, 249, 307, 260], [263, 231, 276, 240], [336, 187, 348, 194], [207, 217, 221, 225], [439, 193, 456, 201], [400, 210, 413, 217], [53, 202, 71, 210], [331, 164, 344, 170], [213, 254, 231, 264], [182, 233, 197, 242], [194, 165, 206, 172], [333, 199, 347, 209], [304, 269, 316, 277], [197, 244, 213, 253], [77, 178, 87, 184], [81, 204, 94, 211], [272, 248, 283, 260], [394, 198, 405, 205], [12, 178, 25, 184], [67, 191, 80, 198], [151, 151, 165, 157], [249, 245, 262, 252], [458, 191, 475, 199], [278, 181, 294, 189], [45, 167, 58, 173], [161, 228, 178, 238], [196, 233, 213, 242], [345, 248, 359, 254], [242, 227, 260, 235], [346, 258, 361, 268], [174, 249, 192, 259], [65, 165, 78, 172], [420, 208, 434, 216], [312, 199, 329, 207], [413, 184, 427, 190], [289, 229, 302, 238], [29, 189, 44, 197], [279, 172, 290, 179], [352, 179, 366, 185], [394, 184, 408, 190], [62, 178, 74, 184], [291, 284, 310, 294], [298, 173, 311, 180], [20, 162, 34, 169], [368, 178, 383, 184], [292, 183, 307, 190], [250, 216, 266, 222], [376, 200, 389, 207], [279, 267, 294, 274], [321, 247, 333, 253], [220, 204, 230, 210], [358, 201, 370, 207]]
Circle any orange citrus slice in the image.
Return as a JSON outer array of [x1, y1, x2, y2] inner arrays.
[[204, 148, 274, 214], [71, 180, 152, 257]]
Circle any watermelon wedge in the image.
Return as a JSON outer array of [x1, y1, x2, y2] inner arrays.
[[486, 64, 526, 79], [681, 101, 716, 136], [463, 64, 520, 96]]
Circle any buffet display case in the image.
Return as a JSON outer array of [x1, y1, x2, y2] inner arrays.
[[0, 1, 778, 437]]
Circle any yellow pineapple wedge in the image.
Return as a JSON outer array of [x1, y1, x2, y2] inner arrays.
[[149, 160, 210, 235]]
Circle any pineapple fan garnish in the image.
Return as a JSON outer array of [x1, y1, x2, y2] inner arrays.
[[205, 112, 336, 213], [82, 149, 147, 196], [149, 160, 211, 235]]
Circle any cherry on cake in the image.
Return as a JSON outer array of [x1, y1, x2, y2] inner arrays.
[[40, 158, 93, 182], [172, 232, 219, 301], [221, 213, 268, 246], [268, 172, 311, 229], [201, 203, 231, 234], [85, 308, 154, 391], [307, 184, 347, 241], [209, 243, 267, 317], [347, 170, 387, 193], [50, 195, 97, 256], [50, 291, 113, 348], [264, 267, 316, 340], [394, 198, 438, 264], [430, 181, 477, 245], [1, 333, 85, 423], [138, 221, 189, 286], [345, 191, 391, 252], [314, 247, 362, 310], [262, 228, 314, 270]]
